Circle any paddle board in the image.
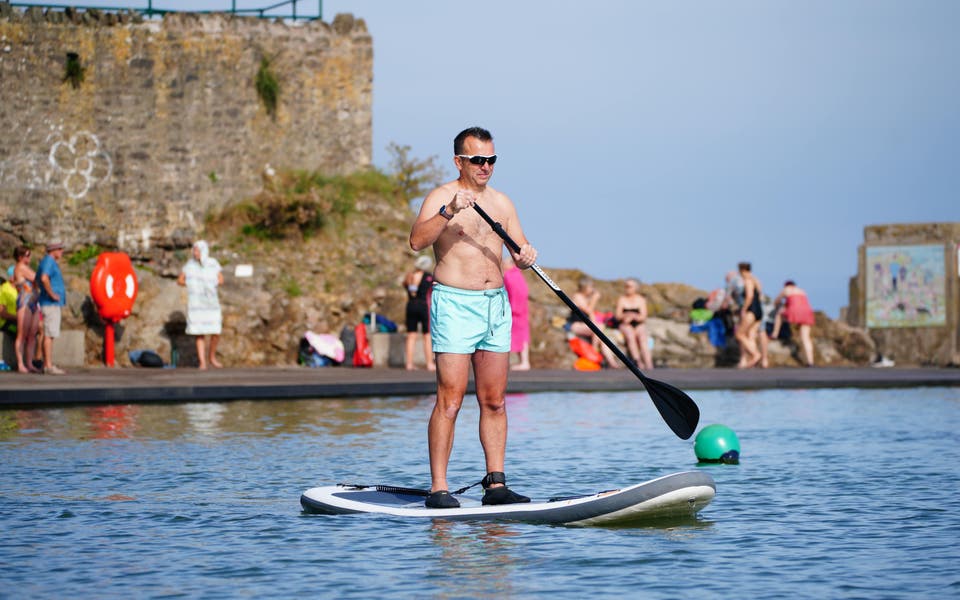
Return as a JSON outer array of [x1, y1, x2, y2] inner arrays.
[[300, 470, 715, 526]]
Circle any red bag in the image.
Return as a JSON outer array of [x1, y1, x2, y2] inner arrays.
[[353, 324, 373, 367], [573, 356, 602, 371], [568, 336, 603, 364]]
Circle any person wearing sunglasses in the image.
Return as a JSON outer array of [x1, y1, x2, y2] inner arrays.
[[409, 126, 537, 509]]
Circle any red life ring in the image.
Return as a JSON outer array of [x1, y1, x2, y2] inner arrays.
[[89, 252, 138, 322]]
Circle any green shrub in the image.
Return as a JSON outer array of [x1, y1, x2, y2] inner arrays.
[[210, 146, 445, 241], [63, 52, 85, 89], [283, 276, 302, 297], [67, 244, 103, 266], [255, 56, 280, 118]]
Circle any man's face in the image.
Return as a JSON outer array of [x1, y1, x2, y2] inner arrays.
[[455, 136, 496, 187]]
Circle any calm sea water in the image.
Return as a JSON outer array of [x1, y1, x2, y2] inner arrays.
[[2, 386, 959, 598]]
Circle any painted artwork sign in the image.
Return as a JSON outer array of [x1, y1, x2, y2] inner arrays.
[[866, 244, 946, 328]]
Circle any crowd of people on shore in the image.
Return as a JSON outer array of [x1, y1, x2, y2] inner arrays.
[[557, 261, 817, 371], [697, 262, 817, 368], [1, 239, 225, 375], [1, 241, 67, 374], [1, 239, 815, 374]]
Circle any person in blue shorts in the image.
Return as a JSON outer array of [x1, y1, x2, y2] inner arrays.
[[409, 126, 538, 509]]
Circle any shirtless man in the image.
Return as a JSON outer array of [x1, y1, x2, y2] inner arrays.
[[409, 126, 537, 509]]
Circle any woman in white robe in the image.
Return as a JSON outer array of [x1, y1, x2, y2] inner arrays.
[[177, 240, 224, 369]]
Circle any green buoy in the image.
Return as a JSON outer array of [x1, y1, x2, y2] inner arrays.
[[694, 424, 740, 464]]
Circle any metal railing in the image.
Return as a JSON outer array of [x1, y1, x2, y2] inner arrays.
[[9, 0, 323, 20]]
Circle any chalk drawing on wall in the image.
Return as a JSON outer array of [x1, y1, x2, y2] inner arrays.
[[48, 131, 113, 199], [866, 244, 946, 328]]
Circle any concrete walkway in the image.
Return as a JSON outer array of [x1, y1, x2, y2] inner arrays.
[[2, 366, 959, 407]]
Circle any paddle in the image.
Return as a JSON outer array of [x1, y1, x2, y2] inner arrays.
[[474, 204, 700, 439]]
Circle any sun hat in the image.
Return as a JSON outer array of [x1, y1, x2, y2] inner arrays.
[[46, 240, 65, 251]]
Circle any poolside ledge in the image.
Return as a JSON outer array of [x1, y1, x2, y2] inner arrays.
[[2, 366, 959, 407]]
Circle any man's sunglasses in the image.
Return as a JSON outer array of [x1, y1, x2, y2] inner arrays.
[[457, 154, 497, 166]]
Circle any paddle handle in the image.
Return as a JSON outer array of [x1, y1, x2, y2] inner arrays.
[[473, 204, 649, 383]]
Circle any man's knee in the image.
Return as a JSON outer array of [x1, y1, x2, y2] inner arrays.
[[476, 389, 506, 414], [434, 393, 465, 420]]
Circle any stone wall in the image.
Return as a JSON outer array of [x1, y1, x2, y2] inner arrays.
[[846, 222, 960, 366], [0, 6, 372, 254]]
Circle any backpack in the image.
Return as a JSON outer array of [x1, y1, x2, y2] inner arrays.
[[129, 349, 164, 368], [339, 325, 357, 368]]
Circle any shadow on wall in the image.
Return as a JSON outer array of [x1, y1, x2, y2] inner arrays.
[[164, 311, 191, 367], [81, 296, 126, 363]]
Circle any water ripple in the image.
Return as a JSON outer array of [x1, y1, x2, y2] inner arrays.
[[1, 387, 958, 598]]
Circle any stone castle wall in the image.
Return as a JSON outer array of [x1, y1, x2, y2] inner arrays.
[[0, 6, 372, 254]]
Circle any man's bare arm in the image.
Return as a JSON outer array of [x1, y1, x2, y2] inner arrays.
[[501, 198, 537, 269], [410, 188, 453, 252]]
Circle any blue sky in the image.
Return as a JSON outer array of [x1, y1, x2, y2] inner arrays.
[[29, 0, 959, 317], [326, 1, 959, 319]]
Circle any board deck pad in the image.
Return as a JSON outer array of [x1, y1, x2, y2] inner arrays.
[[301, 471, 715, 526]]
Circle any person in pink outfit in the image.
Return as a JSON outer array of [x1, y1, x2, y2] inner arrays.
[[502, 255, 530, 370], [772, 280, 816, 367]]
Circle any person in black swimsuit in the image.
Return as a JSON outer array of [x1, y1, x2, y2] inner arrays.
[[734, 261, 764, 369], [614, 278, 653, 369], [403, 255, 436, 370]]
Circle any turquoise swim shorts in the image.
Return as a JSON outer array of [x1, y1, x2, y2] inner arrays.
[[430, 282, 512, 354]]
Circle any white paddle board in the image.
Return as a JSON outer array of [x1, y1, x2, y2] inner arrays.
[[300, 471, 715, 526]]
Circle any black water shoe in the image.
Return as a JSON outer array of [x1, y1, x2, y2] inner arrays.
[[425, 490, 460, 509], [480, 471, 531, 505], [482, 486, 531, 505]]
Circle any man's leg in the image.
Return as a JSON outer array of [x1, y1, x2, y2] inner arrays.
[[429, 352, 470, 493], [473, 349, 509, 476], [43, 334, 54, 369], [474, 350, 529, 504]]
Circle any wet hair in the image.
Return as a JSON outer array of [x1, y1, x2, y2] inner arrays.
[[13, 245, 30, 261], [737, 262, 752, 272], [784, 280, 796, 287], [454, 126, 493, 155]]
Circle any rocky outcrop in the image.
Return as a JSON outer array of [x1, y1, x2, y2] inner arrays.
[[0, 211, 879, 369]]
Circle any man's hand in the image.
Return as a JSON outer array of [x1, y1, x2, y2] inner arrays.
[[514, 244, 537, 269], [449, 189, 477, 215]]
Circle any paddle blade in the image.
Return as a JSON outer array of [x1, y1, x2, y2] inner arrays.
[[642, 377, 700, 440]]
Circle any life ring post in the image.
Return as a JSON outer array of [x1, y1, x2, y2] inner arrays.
[[89, 252, 139, 367]]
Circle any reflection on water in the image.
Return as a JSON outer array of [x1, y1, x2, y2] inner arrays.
[[1, 396, 438, 442], [183, 402, 227, 436], [85, 405, 139, 439], [428, 520, 520, 597]]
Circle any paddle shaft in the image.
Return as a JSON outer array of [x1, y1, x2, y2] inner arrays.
[[473, 204, 651, 385]]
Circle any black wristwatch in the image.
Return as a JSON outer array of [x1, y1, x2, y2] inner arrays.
[[439, 204, 454, 220]]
